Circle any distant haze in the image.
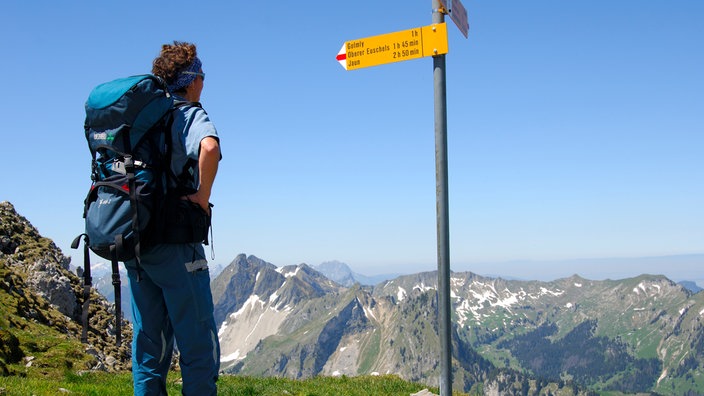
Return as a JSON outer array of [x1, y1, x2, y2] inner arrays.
[[450, 254, 704, 285]]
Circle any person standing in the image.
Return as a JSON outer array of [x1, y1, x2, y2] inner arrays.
[[125, 41, 221, 395]]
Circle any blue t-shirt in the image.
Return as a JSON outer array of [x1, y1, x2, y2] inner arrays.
[[169, 99, 220, 193]]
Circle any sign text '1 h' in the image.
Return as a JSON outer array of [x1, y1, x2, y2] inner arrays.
[[336, 23, 448, 71]]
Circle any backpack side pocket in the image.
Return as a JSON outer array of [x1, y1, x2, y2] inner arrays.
[[84, 173, 153, 260]]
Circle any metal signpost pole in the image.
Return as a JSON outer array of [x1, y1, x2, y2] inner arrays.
[[432, 1, 452, 395], [336, 4, 462, 392]]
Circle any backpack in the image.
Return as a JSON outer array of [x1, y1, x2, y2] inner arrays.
[[71, 74, 210, 346]]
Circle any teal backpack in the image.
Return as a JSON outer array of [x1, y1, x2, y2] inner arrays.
[[73, 75, 178, 346]]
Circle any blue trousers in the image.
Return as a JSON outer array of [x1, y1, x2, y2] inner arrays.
[[126, 243, 220, 396]]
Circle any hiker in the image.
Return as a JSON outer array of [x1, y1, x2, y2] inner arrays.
[[126, 41, 221, 395]]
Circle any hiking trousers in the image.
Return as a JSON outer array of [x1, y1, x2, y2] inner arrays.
[[126, 243, 220, 396]]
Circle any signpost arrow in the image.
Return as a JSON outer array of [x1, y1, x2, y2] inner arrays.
[[336, 23, 448, 71], [336, 45, 347, 70]]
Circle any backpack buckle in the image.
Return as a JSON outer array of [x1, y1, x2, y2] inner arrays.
[[124, 155, 135, 172]]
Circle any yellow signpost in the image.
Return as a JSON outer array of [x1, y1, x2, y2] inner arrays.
[[336, 23, 448, 71], [335, 5, 466, 394]]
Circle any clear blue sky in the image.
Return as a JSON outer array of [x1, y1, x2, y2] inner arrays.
[[2, 1, 702, 282]]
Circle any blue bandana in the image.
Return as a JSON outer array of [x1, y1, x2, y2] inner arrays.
[[167, 57, 202, 92]]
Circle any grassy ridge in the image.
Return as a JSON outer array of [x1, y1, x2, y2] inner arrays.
[[0, 372, 471, 396]]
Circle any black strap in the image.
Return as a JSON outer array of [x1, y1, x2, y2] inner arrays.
[[124, 156, 143, 280], [122, 124, 132, 155], [208, 203, 215, 259], [110, 242, 122, 347], [71, 234, 92, 344], [82, 240, 91, 344]]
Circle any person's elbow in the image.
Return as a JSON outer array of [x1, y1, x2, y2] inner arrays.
[[200, 137, 220, 159]]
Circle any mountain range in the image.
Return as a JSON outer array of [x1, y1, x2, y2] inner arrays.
[[212, 254, 704, 394]]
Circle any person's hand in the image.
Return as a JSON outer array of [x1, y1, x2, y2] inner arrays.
[[182, 192, 210, 214]]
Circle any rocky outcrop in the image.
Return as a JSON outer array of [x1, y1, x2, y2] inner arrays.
[[0, 201, 131, 374], [27, 257, 77, 320]]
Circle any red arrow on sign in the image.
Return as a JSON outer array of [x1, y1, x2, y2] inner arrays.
[[336, 45, 347, 70]]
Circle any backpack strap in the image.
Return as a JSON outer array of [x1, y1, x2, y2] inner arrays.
[[109, 243, 122, 347], [70, 234, 92, 344], [165, 101, 203, 195], [123, 155, 142, 271], [70, 233, 123, 346]]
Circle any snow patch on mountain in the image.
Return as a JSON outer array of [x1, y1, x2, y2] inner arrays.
[[277, 266, 300, 278], [397, 287, 407, 302], [218, 290, 292, 366], [413, 282, 435, 293], [453, 280, 568, 327]]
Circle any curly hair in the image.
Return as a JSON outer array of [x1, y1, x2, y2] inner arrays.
[[152, 41, 198, 89]]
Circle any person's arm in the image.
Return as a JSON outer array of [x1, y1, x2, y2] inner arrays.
[[187, 136, 220, 213]]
